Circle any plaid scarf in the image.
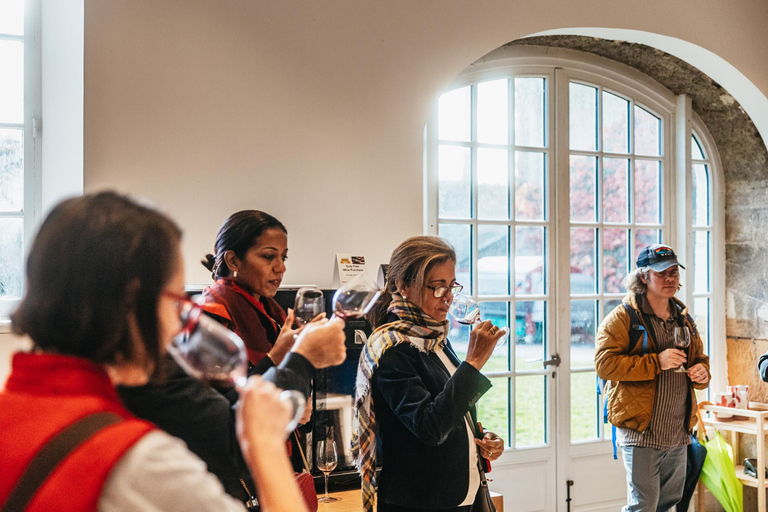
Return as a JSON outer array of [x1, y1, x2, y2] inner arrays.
[[351, 295, 448, 512]]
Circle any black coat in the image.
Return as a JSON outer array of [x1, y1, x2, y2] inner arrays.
[[371, 340, 491, 510], [117, 352, 315, 503]]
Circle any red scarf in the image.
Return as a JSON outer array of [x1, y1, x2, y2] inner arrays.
[[200, 279, 287, 366]]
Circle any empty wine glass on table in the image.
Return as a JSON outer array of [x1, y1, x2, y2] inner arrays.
[[449, 293, 509, 347], [316, 428, 339, 503], [331, 273, 381, 320], [165, 292, 306, 434], [673, 325, 691, 373], [293, 286, 326, 326]]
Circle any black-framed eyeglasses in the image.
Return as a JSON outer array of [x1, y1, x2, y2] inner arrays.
[[425, 282, 463, 298]]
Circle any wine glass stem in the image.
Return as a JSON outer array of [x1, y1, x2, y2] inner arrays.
[[324, 472, 330, 499]]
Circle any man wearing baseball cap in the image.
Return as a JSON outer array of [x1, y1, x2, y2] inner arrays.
[[595, 244, 710, 512]]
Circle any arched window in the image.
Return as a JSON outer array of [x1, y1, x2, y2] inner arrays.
[[425, 47, 722, 462]]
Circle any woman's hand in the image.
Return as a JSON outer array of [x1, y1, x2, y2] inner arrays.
[[292, 317, 346, 369], [464, 320, 505, 371], [474, 430, 504, 462], [236, 376, 292, 456], [269, 308, 300, 365], [298, 394, 313, 425]]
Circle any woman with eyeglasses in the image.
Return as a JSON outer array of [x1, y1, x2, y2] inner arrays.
[[353, 236, 505, 512], [0, 192, 319, 512]]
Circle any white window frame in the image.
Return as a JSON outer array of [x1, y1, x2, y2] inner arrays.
[[425, 46, 725, 451], [0, 0, 42, 321]]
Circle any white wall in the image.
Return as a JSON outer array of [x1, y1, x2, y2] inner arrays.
[[81, 0, 768, 288]]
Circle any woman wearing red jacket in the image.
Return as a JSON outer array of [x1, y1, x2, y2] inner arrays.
[[0, 192, 312, 512]]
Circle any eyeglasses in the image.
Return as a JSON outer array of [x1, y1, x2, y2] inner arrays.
[[163, 290, 203, 333], [425, 282, 463, 299]]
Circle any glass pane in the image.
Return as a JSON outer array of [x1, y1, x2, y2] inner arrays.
[[634, 105, 661, 156], [0, 0, 24, 35], [478, 225, 509, 296], [0, 40, 24, 124], [691, 134, 706, 160], [515, 300, 545, 350], [0, 217, 23, 297], [478, 79, 508, 145], [516, 375, 546, 447], [692, 164, 710, 227], [693, 231, 710, 294], [603, 228, 628, 294], [603, 158, 629, 223], [570, 300, 596, 364], [438, 145, 471, 219], [693, 297, 710, 356], [438, 86, 471, 142], [515, 226, 544, 296], [570, 155, 597, 222], [477, 148, 509, 220], [570, 228, 596, 295], [477, 378, 509, 446], [603, 299, 623, 321], [571, 371, 599, 442], [569, 83, 597, 151], [439, 223, 471, 292], [448, 321, 471, 359], [602, 92, 629, 154], [635, 229, 660, 262], [516, 301, 545, 370], [514, 151, 545, 221], [515, 77, 546, 148], [0, 128, 23, 211], [480, 301, 510, 372], [635, 160, 661, 224]]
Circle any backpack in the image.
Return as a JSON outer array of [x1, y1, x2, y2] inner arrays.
[[596, 300, 698, 459]]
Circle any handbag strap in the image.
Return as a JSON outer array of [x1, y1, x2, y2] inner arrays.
[[2, 412, 122, 512], [293, 430, 311, 473]]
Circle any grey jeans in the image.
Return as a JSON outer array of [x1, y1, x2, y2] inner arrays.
[[620, 445, 687, 512]]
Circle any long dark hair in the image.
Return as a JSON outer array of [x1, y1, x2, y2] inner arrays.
[[12, 191, 182, 373], [367, 236, 456, 327], [201, 210, 287, 280]]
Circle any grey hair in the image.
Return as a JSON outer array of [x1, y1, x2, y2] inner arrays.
[[624, 267, 651, 294]]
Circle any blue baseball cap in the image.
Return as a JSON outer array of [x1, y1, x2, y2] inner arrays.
[[636, 244, 685, 272]]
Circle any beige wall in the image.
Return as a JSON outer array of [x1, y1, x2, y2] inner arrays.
[[82, 0, 768, 288]]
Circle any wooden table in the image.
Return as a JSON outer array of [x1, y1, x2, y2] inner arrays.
[[317, 489, 504, 511]]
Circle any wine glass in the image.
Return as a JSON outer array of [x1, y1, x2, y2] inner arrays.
[[316, 430, 339, 503], [165, 292, 306, 434], [673, 326, 691, 373], [449, 293, 509, 347], [293, 286, 325, 326], [331, 273, 381, 319]]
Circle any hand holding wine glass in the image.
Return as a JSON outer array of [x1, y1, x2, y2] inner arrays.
[[449, 293, 509, 347], [316, 428, 340, 503], [673, 326, 691, 373], [165, 292, 306, 435]]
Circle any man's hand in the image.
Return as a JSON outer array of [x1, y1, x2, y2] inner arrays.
[[658, 348, 686, 370], [687, 363, 709, 384]]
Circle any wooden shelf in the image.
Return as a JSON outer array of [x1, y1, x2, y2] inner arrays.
[[698, 402, 768, 511]]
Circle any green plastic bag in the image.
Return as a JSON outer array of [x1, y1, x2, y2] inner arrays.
[[700, 429, 743, 512]]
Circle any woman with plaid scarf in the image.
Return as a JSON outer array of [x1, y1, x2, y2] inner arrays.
[[352, 236, 505, 512]]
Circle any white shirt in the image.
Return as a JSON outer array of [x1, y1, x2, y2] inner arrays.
[[98, 430, 247, 512], [435, 347, 481, 507]]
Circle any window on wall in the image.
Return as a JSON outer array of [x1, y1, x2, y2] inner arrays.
[[427, 55, 719, 450], [0, 0, 37, 316]]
